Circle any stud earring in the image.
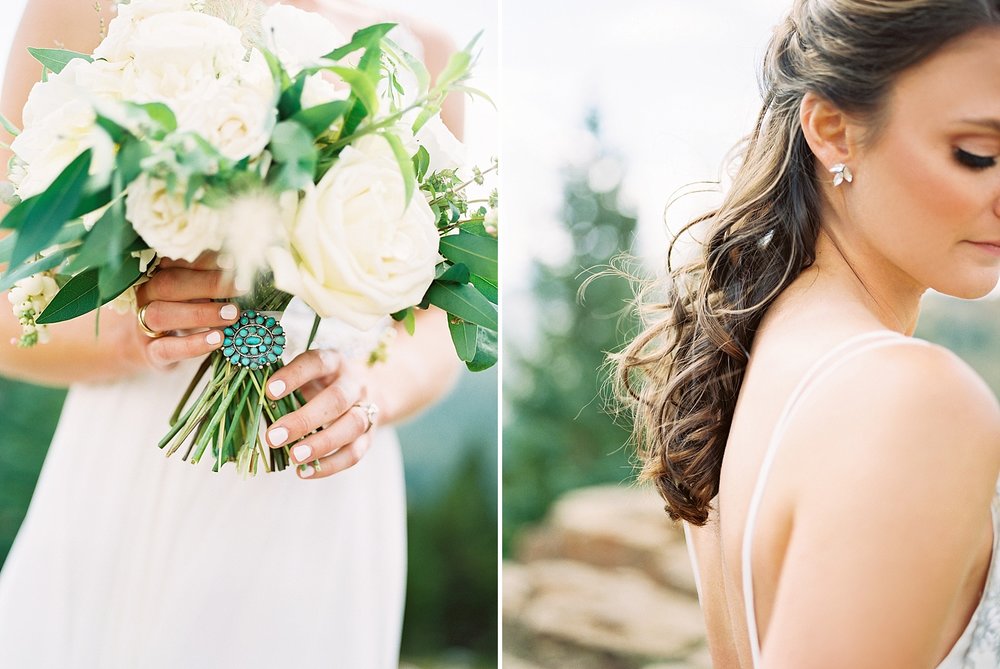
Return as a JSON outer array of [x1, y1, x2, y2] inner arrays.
[[830, 163, 853, 187]]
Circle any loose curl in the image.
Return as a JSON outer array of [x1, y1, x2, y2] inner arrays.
[[616, 0, 1000, 526]]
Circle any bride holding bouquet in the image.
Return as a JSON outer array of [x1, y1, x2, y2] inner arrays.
[[0, 0, 491, 666]]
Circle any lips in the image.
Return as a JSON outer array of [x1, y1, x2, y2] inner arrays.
[[968, 241, 1000, 256]]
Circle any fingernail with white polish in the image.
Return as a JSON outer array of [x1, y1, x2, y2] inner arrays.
[[298, 464, 315, 479], [292, 444, 311, 463], [268, 379, 286, 398], [220, 304, 239, 320], [206, 331, 222, 346], [268, 426, 288, 447]]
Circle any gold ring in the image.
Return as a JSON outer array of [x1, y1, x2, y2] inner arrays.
[[353, 402, 379, 434], [136, 303, 167, 338]]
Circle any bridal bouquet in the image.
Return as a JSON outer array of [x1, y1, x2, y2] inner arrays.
[[0, 0, 498, 475]]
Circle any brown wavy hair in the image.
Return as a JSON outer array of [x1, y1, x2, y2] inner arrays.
[[616, 0, 1000, 526]]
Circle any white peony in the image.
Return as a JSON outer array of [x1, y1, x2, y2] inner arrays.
[[415, 114, 467, 174], [261, 4, 347, 76], [267, 134, 440, 330], [10, 59, 119, 199], [125, 175, 224, 262]]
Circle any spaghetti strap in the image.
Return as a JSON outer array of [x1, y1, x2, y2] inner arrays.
[[741, 330, 933, 666]]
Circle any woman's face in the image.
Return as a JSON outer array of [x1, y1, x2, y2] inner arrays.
[[845, 27, 1000, 300]]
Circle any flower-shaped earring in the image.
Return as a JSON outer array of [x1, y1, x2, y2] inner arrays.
[[830, 163, 853, 187]]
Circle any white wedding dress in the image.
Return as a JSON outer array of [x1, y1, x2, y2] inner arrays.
[[0, 298, 407, 668]]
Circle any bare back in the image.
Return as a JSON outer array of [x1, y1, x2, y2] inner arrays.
[[685, 277, 1000, 668]]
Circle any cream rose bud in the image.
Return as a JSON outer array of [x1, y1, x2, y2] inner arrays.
[[415, 115, 467, 174], [268, 135, 440, 330], [126, 175, 224, 262]]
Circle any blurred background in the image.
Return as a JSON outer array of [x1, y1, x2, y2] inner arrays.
[[0, 1, 498, 668], [502, 2, 1000, 668]]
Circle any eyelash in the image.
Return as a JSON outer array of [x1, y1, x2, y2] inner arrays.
[[954, 148, 997, 170]]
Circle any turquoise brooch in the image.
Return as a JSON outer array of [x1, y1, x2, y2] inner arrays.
[[222, 310, 286, 369]]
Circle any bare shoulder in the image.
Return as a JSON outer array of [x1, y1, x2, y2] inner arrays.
[[789, 338, 1000, 507]]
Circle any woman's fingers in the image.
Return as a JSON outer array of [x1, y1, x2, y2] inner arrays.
[[286, 403, 372, 464], [140, 300, 241, 332], [142, 329, 225, 370], [265, 375, 364, 449], [157, 252, 222, 271], [264, 349, 344, 401], [298, 434, 373, 480], [138, 267, 241, 304]]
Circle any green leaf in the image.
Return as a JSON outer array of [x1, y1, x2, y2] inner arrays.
[[426, 282, 497, 331], [322, 23, 396, 61], [291, 100, 351, 136], [0, 221, 85, 267], [27, 47, 92, 74], [268, 120, 318, 191], [328, 66, 379, 115], [433, 49, 472, 93], [453, 84, 497, 109], [35, 268, 99, 324], [116, 139, 151, 187], [448, 319, 477, 362], [411, 104, 440, 135], [471, 274, 498, 304], [0, 112, 20, 137], [412, 145, 430, 182], [64, 204, 137, 274], [379, 131, 416, 207], [9, 150, 92, 270], [278, 73, 307, 119], [383, 37, 430, 97], [98, 254, 142, 300], [440, 231, 498, 282], [391, 307, 417, 335], [437, 262, 470, 284], [0, 246, 74, 292], [467, 325, 498, 372], [134, 102, 177, 135]]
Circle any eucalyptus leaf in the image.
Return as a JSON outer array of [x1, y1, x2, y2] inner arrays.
[[64, 203, 137, 274], [268, 120, 317, 191], [9, 150, 92, 270], [448, 319, 477, 363], [27, 47, 92, 74], [328, 66, 379, 115], [426, 282, 498, 331], [0, 112, 20, 137], [322, 23, 396, 61], [433, 50, 472, 93], [0, 246, 75, 292], [278, 74, 307, 119], [467, 325, 498, 372], [436, 262, 471, 284], [391, 307, 416, 335], [440, 231, 498, 282], [471, 274, 499, 304], [98, 254, 142, 300], [35, 268, 99, 324], [379, 131, 416, 206], [291, 100, 351, 136], [383, 37, 430, 97]]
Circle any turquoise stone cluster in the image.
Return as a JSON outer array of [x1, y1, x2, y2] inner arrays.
[[222, 310, 286, 369]]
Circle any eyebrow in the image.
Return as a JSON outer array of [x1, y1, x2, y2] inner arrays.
[[957, 118, 1000, 132]]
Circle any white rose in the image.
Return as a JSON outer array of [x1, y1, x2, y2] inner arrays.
[[267, 135, 440, 330], [262, 4, 347, 76], [11, 59, 119, 198], [115, 14, 276, 160], [126, 175, 224, 262], [415, 114, 467, 174], [95, 0, 198, 63]]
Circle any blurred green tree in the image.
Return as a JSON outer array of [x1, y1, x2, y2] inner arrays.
[[502, 111, 639, 555]]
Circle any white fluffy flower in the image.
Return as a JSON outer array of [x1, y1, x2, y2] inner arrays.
[[10, 59, 119, 199], [261, 4, 347, 76], [415, 114, 467, 174], [125, 175, 224, 262], [267, 134, 440, 330], [218, 190, 298, 289]]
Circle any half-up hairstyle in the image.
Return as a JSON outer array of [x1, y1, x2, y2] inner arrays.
[[617, 0, 1000, 526]]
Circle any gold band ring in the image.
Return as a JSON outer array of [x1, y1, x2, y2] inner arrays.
[[136, 303, 167, 338]]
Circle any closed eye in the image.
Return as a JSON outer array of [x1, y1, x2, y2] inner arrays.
[[954, 148, 997, 170]]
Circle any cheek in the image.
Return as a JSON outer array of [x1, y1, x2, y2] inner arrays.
[[853, 135, 987, 277]]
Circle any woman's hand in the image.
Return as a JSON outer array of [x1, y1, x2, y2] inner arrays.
[[132, 253, 244, 371], [263, 348, 381, 480]]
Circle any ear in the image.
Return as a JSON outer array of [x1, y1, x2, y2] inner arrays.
[[799, 91, 861, 170]]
